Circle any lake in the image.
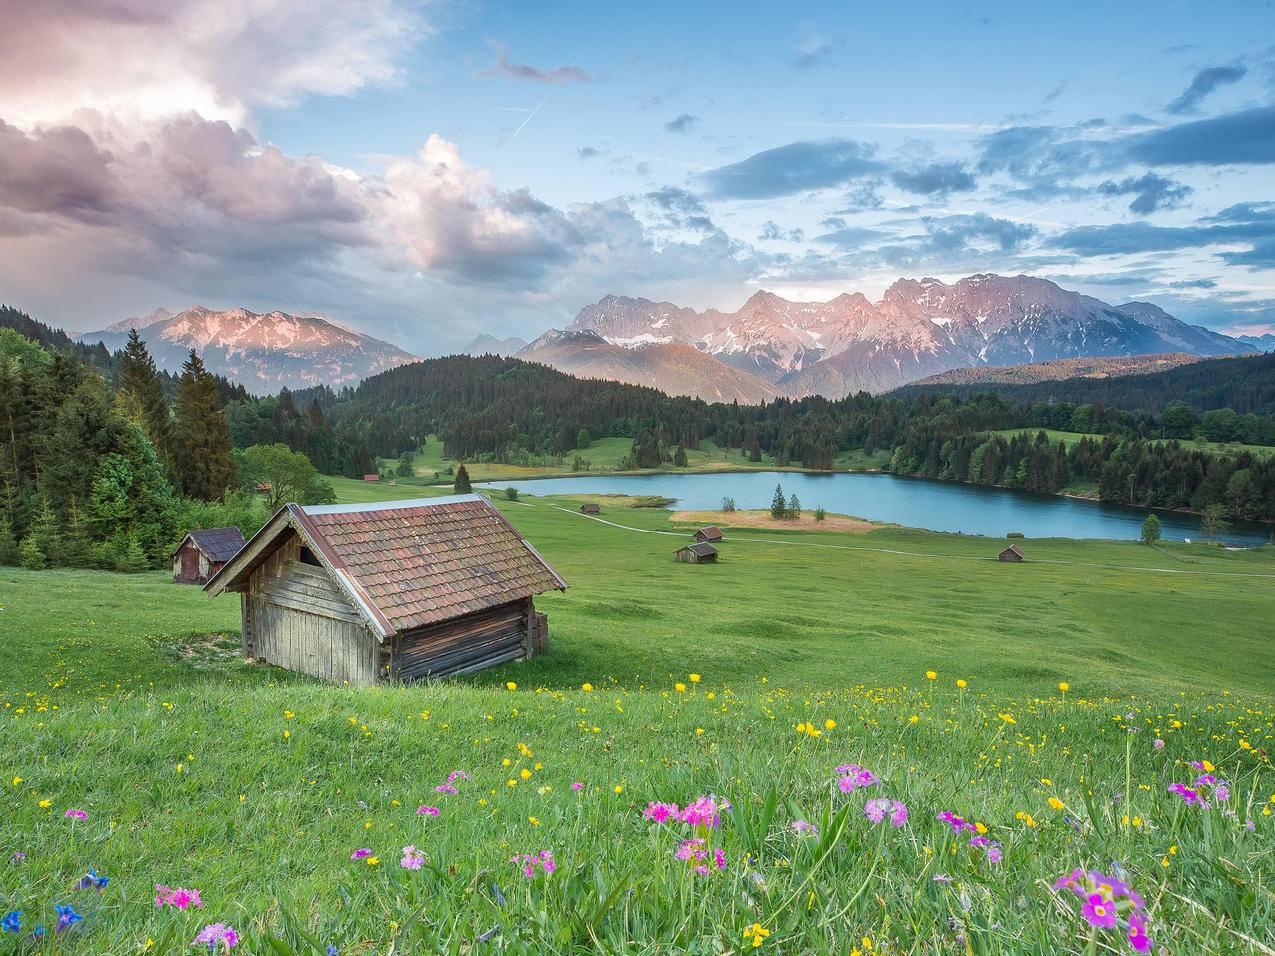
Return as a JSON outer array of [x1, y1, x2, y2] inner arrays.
[[484, 471, 1273, 546]]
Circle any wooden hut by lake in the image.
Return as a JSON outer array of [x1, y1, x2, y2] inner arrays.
[[675, 542, 718, 564], [693, 526, 724, 543], [362, 473, 380, 482], [580, 503, 600, 514], [172, 527, 246, 585], [204, 494, 567, 685], [998, 544, 1025, 562]]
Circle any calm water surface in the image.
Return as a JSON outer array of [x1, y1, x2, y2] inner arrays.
[[485, 471, 1273, 546]]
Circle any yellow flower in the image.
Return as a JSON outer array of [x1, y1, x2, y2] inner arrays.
[[974, 821, 987, 834], [528, 816, 540, 827], [1058, 681, 1070, 692], [282, 730, 291, 739], [998, 713, 1017, 725], [581, 683, 593, 692], [365, 856, 379, 866], [520, 768, 532, 780], [283, 710, 294, 719], [1048, 796, 1065, 811], [614, 785, 623, 794], [909, 715, 919, 724], [743, 923, 770, 948], [706, 691, 715, 700], [1200, 759, 1215, 772], [956, 678, 967, 689], [506, 682, 517, 691], [695, 727, 705, 735], [10, 776, 22, 787], [824, 718, 836, 730], [925, 671, 937, 680], [689, 673, 701, 683], [502, 758, 511, 767], [674, 683, 687, 693], [38, 799, 51, 808]]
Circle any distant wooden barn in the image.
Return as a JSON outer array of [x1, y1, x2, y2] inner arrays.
[[998, 544, 1025, 562], [204, 495, 566, 685], [362, 474, 381, 483], [693, 526, 724, 543], [172, 527, 246, 585], [675, 542, 718, 563], [580, 503, 600, 514]]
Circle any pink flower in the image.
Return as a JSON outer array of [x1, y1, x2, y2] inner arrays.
[[350, 848, 373, 860], [889, 802, 909, 827], [643, 802, 678, 823], [155, 885, 203, 910], [835, 764, 878, 792], [446, 770, 472, 784], [64, 809, 87, 821], [713, 847, 727, 870], [1128, 915, 1151, 953], [571, 781, 584, 792], [400, 845, 425, 870], [511, 850, 555, 878], [193, 923, 238, 950], [1081, 893, 1118, 929], [791, 819, 818, 836], [434, 784, 458, 795], [986, 847, 1003, 864], [1153, 738, 1165, 750], [415, 806, 440, 817], [936, 811, 976, 832]]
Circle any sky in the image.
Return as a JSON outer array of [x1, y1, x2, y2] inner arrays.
[[2, 0, 1275, 355]]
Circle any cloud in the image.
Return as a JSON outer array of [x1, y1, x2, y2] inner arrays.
[[811, 225, 888, 250], [1122, 106, 1275, 166], [577, 146, 601, 159], [701, 138, 885, 199], [0, 0, 427, 127], [1166, 64, 1247, 114], [1095, 172, 1192, 214], [663, 113, 701, 135], [477, 41, 588, 85], [1169, 278, 1217, 289], [758, 221, 804, 242], [890, 161, 977, 197], [640, 186, 715, 233], [1050, 202, 1275, 267]]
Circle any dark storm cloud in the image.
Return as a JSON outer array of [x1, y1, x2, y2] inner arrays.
[[1166, 64, 1247, 114]]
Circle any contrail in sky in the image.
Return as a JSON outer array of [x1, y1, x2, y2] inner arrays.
[[510, 92, 552, 140]]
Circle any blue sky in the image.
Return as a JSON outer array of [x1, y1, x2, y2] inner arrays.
[[2, 0, 1274, 352]]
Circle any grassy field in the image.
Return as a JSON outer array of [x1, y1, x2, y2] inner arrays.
[[379, 435, 892, 485], [1, 491, 1272, 953], [990, 428, 1275, 460]]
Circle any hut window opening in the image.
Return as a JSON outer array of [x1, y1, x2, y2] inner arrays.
[[299, 546, 322, 567]]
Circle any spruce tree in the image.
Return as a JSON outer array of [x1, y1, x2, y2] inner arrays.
[[770, 483, 786, 519], [673, 443, 687, 467], [173, 350, 235, 500], [787, 493, 801, 520], [17, 534, 45, 570], [117, 329, 172, 461], [114, 533, 150, 573], [454, 463, 472, 494], [0, 513, 17, 564]]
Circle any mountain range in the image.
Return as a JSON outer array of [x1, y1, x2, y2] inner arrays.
[[496, 274, 1255, 400], [81, 306, 418, 393]]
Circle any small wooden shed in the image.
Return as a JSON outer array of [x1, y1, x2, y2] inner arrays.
[[362, 473, 380, 483], [580, 503, 600, 514], [998, 544, 1025, 562], [675, 542, 718, 563], [693, 526, 724, 543], [172, 527, 246, 584], [204, 494, 567, 685]]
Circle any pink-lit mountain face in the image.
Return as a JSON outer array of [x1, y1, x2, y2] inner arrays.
[[519, 274, 1253, 399], [82, 306, 419, 393]]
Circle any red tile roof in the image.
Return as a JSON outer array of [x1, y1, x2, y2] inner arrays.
[[293, 496, 566, 633]]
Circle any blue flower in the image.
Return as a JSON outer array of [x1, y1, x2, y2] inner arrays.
[[76, 866, 109, 891], [53, 904, 83, 932], [327, 946, 339, 956], [1, 911, 20, 933]]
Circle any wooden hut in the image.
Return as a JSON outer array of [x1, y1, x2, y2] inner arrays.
[[998, 544, 1025, 562], [580, 503, 601, 514], [204, 494, 567, 685], [362, 473, 380, 482], [693, 526, 724, 543], [675, 542, 718, 563], [172, 527, 246, 585]]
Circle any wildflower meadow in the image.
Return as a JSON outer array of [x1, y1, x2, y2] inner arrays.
[[2, 501, 1273, 953]]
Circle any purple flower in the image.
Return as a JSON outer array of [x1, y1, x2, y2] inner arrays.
[[790, 819, 818, 836], [986, 846, 1003, 864], [400, 845, 425, 870], [350, 848, 373, 860], [936, 811, 976, 833], [75, 866, 108, 891], [193, 923, 238, 951], [415, 805, 440, 817], [1153, 738, 1165, 750], [1081, 893, 1117, 929], [434, 784, 458, 795], [571, 781, 584, 792]]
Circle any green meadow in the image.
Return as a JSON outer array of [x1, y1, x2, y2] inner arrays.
[[1, 490, 1272, 953]]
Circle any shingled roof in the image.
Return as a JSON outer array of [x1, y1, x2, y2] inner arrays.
[[176, 526, 247, 562], [204, 494, 566, 638]]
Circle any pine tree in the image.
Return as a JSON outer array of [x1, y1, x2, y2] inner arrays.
[[673, 443, 687, 467], [30, 495, 61, 567], [117, 329, 172, 461], [770, 483, 786, 519], [114, 533, 150, 573], [454, 463, 472, 494], [0, 513, 17, 564], [17, 534, 45, 570], [173, 350, 235, 500], [787, 493, 801, 520]]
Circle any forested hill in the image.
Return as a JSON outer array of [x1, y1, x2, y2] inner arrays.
[[890, 352, 1275, 415]]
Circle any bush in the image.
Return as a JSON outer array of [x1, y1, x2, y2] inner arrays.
[[721, 497, 736, 513], [113, 534, 150, 573], [17, 535, 46, 570], [814, 506, 826, 522], [1006, 531, 1025, 539], [504, 487, 519, 501], [1140, 514, 1161, 547]]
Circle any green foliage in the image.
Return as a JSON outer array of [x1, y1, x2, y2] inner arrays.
[[770, 483, 786, 519], [672, 443, 687, 467], [454, 463, 472, 494], [176, 490, 266, 541], [786, 493, 801, 520], [0, 514, 16, 565], [1140, 514, 1161, 546], [814, 505, 826, 522], [16, 534, 45, 569], [174, 350, 236, 501], [395, 451, 415, 478], [721, 496, 736, 512], [504, 487, 520, 501], [113, 533, 150, 573], [237, 443, 334, 511], [1200, 503, 1230, 541]]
